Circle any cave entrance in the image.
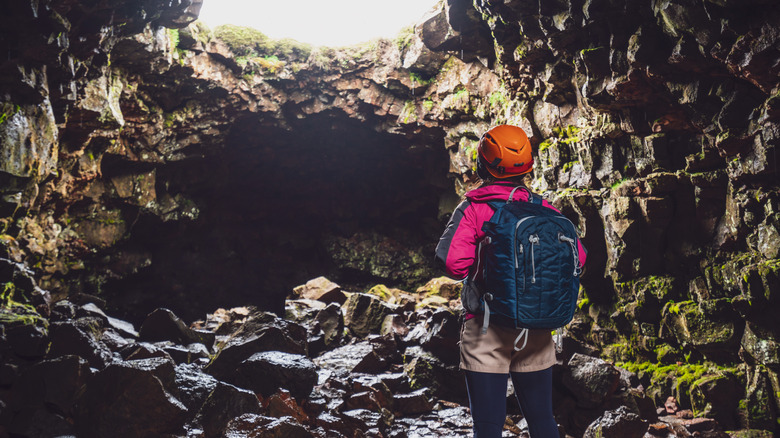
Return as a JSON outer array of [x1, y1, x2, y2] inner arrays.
[[106, 113, 451, 322]]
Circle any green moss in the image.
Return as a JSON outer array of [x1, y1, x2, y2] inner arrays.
[[538, 138, 554, 152], [168, 28, 180, 50], [578, 46, 605, 57], [489, 91, 508, 108], [400, 100, 418, 124], [0, 103, 21, 125], [422, 99, 434, 112], [395, 26, 415, 52], [0, 282, 46, 328], [212, 24, 311, 61], [410, 71, 433, 86], [610, 177, 629, 189], [561, 161, 578, 172]]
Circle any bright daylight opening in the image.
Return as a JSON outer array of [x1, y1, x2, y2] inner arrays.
[[198, 0, 441, 47]]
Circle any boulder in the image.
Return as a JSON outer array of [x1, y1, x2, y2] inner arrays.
[[292, 276, 346, 304], [5, 355, 91, 435], [562, 353, 621, 408], [393, 388, 434, 416], [48, 321, 113, 369], [419, 308, 460, 365], [195, 381, 262, 438], [234, 351, 318, 400], [314, 341, 383, 375], [4, 321, 49, 359], [76, 360, 188, 438], [314, 302, 344, 348], [583, 406, 648, 438], [78, 303, 138, 338], [224, 414, 312, 438], [342, 292, 397, 338], [741, 323, 780, 366], [206, 313, 307, 380], [173, 362, 218, 412], [139, 308, 214, 350], [690, 373, 740, 430]]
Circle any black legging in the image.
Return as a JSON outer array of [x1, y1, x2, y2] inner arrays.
[[464, 367, 558, 438]]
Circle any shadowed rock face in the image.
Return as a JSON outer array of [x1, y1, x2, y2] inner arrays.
[[0, 0, 492, 322]]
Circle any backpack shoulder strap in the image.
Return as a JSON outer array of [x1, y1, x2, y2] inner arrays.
[[527, 190, 543, 205]]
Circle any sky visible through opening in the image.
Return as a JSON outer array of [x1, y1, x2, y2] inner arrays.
[[198, 0, 441, 47]]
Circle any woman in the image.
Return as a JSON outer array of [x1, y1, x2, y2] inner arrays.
[[434, 124, 587, 437]]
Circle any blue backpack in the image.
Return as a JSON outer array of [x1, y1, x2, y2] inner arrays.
[[472, 187, 583, 347]]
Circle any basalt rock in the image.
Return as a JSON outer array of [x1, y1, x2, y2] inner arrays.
[[234, 351, 318, 400], [1, 0, 780, 435]]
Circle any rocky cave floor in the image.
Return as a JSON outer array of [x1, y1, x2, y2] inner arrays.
[[0, 275, 762, 438]]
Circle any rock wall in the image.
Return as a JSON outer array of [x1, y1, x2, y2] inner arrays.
[[0, 0, 779, 433], [464, 0, 780, 431]]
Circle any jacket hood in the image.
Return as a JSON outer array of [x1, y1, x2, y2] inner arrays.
[[465, 183, 531, 203]]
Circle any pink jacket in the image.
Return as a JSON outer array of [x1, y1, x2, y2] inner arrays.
[[435, 184, 587, 280]]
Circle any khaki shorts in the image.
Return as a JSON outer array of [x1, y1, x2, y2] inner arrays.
[[459, 316, 556, 373]]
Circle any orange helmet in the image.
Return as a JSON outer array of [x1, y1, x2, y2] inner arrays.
[[477, 125, 533, 179]]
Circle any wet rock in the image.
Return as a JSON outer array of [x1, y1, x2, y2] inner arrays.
[[76, 359, 188, 438], [139, 308, 214, 350], [562, 353, 621, 408], [583, 405, 648, 438], [342, 292, 397, 338], [120, 341, 175, 362], [4, 355, 90, 435], [224, 414, 311, 438], [4, 407, 76, 438], [341, 408, 393, 434], [660, 300, 743, 362], [292, 276, 346, 304], [162, 342, 211, 364], [690, 373, 740, 430], [79, 302, 139, 338], [314, 341, 373, 374], [48, 321, 113, 369], [741, 322, 780, 367], [234, 351, 317, 400], [367, 284, 417, 310], [284, 299, 326, 324], [263, 389, 310, 424], [195, 381, 262, 438], [416, 277, 462, 301], [174, 362, 218, 412], [100, 328, 135, 352], [393, 388, 434, 416], [4, 321, 49, 359], [665, 396, 680, 415], [380, 314, 409, 338], [314, 302, 344, 348], [0, 100, 58, 179], [739, 366, 777, 431], [206, 313, 307, 380], [403, 346, 466, 404], [419, 308, 460, 365]]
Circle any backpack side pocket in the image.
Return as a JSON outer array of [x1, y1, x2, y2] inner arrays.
[[461, 278, 483, 314]]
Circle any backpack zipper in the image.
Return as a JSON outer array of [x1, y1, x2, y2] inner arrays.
[[529, 234, 539, 283], [514, 243, 523, 269], [558, 233, 582, 276]]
